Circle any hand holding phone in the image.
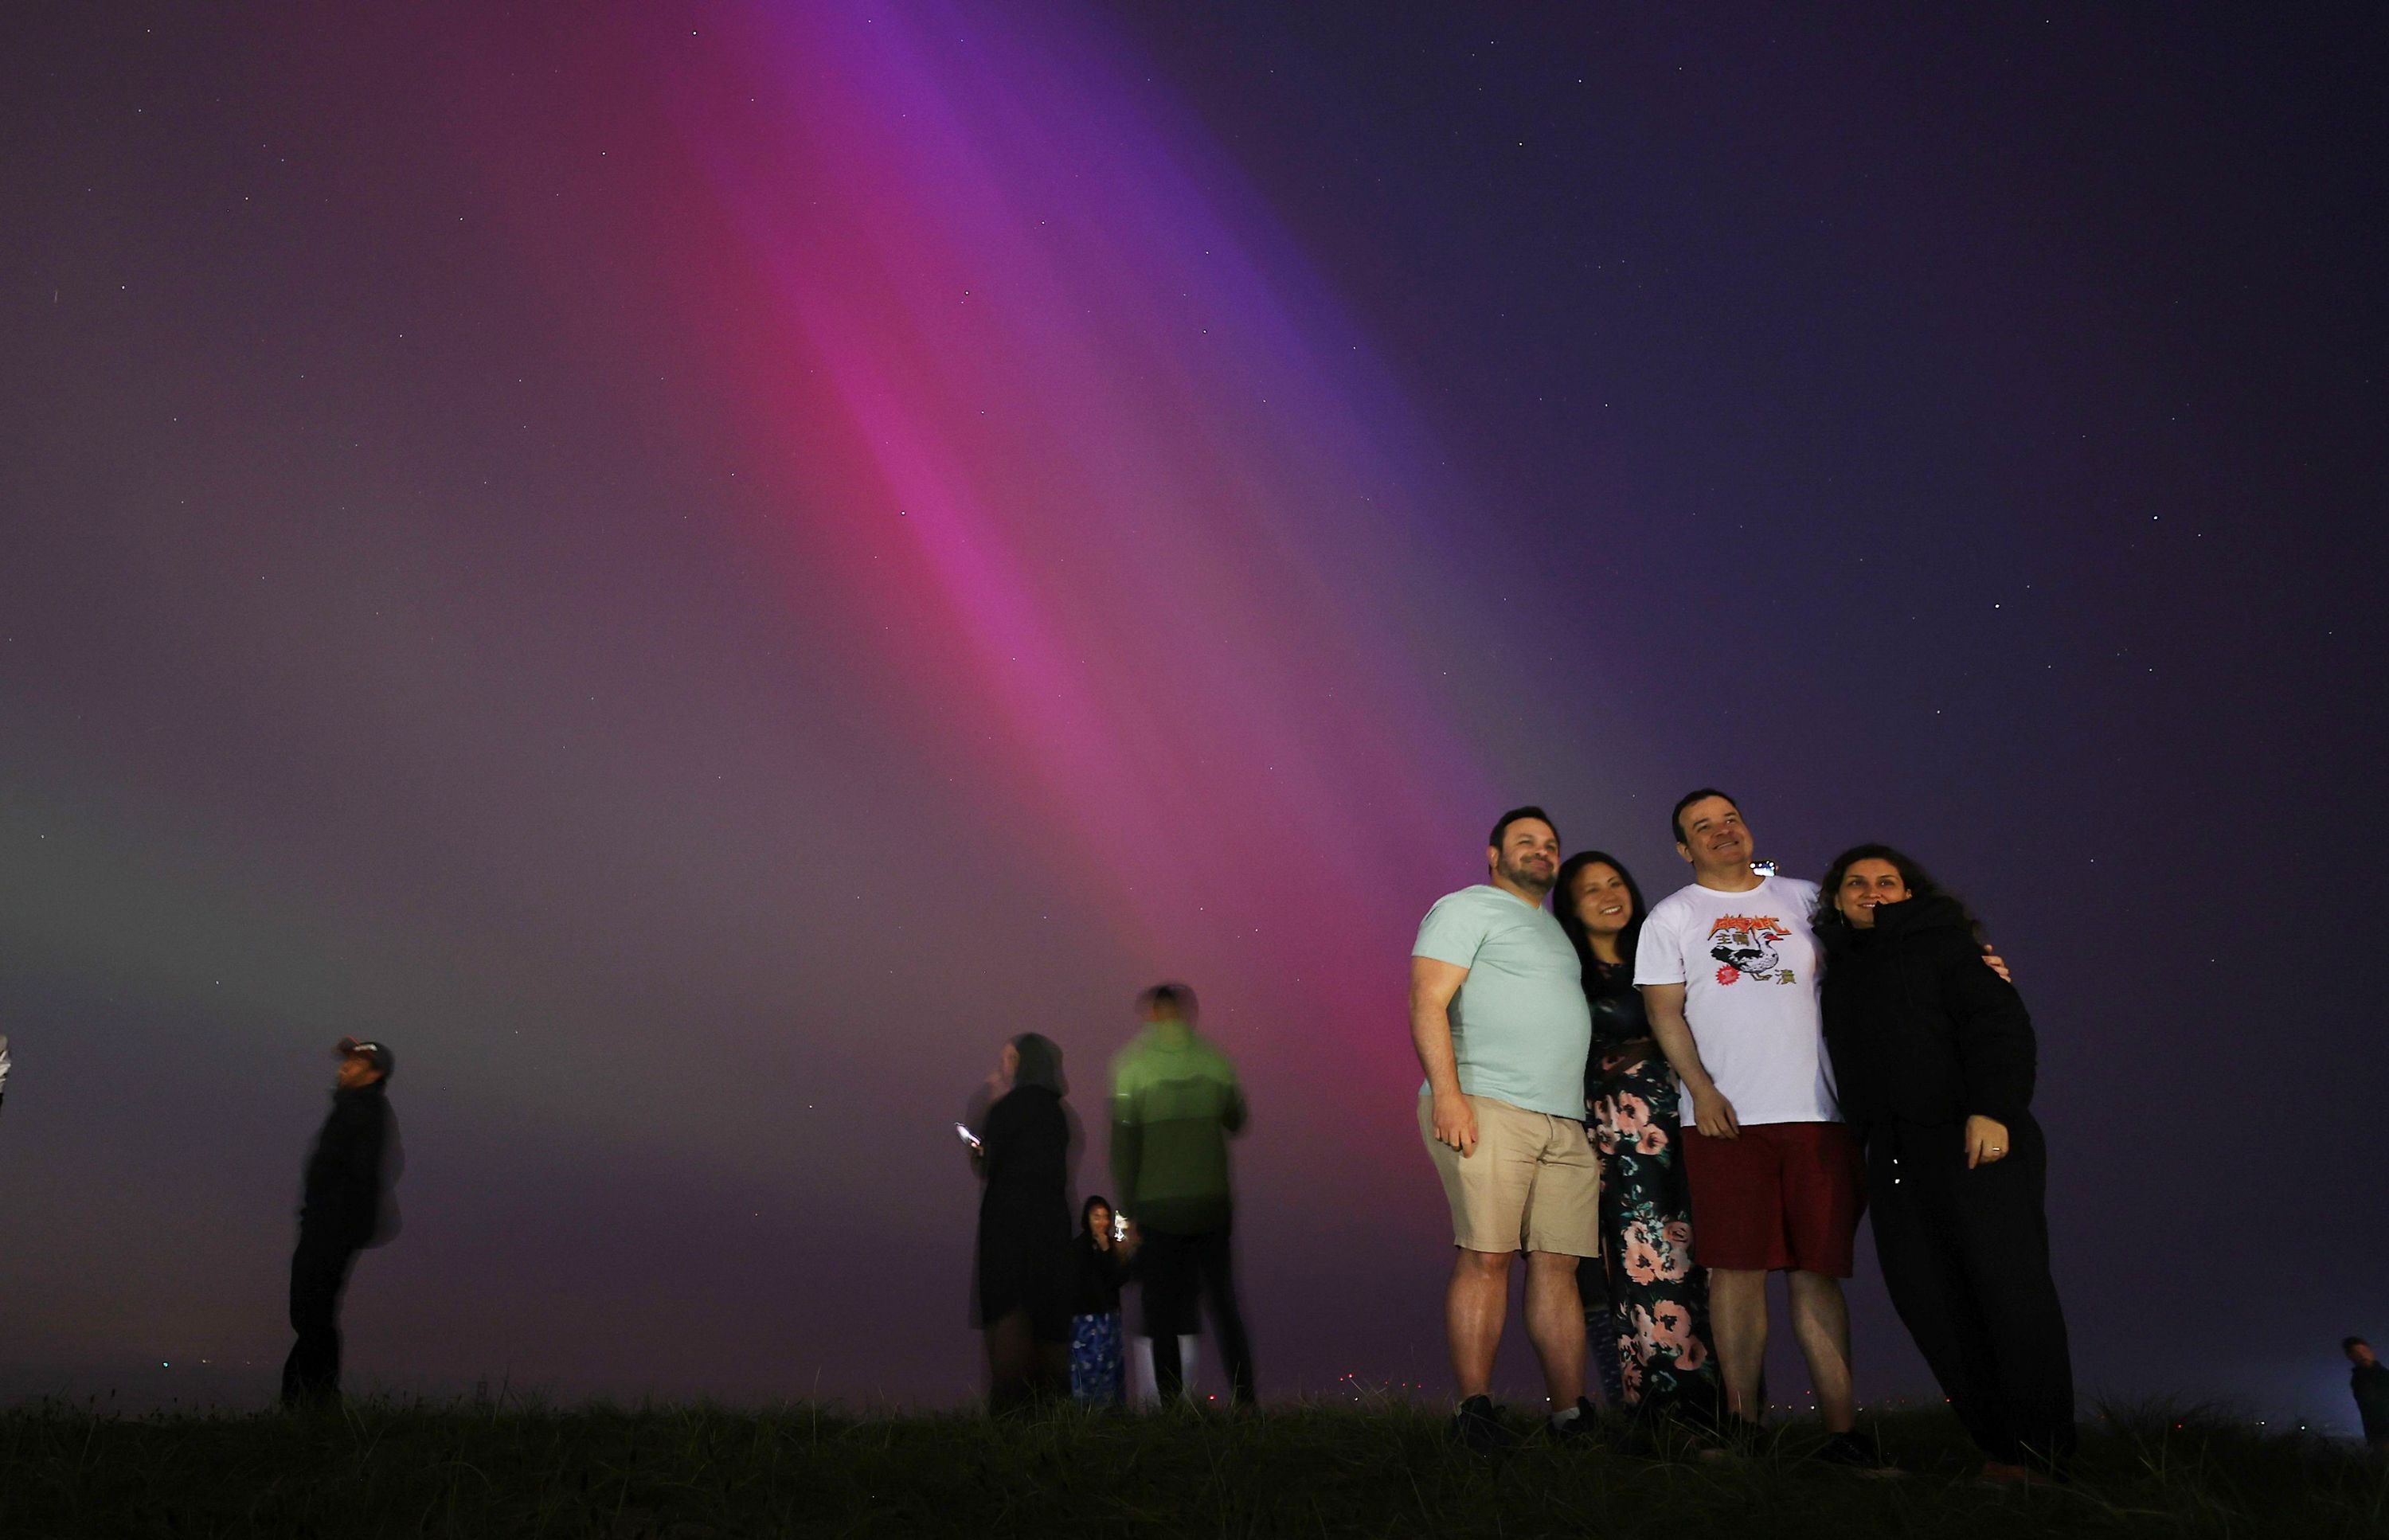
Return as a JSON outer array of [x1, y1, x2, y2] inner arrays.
[[955, 1122, 983, 1151], [1111, 1211, 1128, 1242]]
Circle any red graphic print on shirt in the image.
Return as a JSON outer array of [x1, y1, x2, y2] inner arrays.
[[1706, 914, 1798, 987]]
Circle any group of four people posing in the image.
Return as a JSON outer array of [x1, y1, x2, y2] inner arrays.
[[1410, 791, 2074, 1481]]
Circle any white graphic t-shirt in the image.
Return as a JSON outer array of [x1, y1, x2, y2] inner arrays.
[[1633, 874, 1839, 1126]]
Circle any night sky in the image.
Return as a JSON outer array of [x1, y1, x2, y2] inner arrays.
[[3, 2, 2383, 1430]]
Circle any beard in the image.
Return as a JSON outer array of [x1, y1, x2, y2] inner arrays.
[[1499, 854, 1557, 897]]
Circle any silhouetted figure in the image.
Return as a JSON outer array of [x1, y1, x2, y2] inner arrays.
[[1111, 983, 1255, 1406], [2348, 1339, 2389, 1451], [971, 1033, 1074, 1412], [282, 1037, 398, 1409], [1818, 846, 2074, 1482]]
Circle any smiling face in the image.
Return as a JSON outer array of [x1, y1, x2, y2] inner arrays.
[[334, 1054, 382, 1090], [1088, 1202, 1112, 1241], [1489, 817, 1560, 898], [1835, 858, 1910, 928], [1675, 795, 1754, 875], [1570, 861, 1635, 938]]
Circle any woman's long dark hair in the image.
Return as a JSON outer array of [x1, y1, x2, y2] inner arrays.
[[1812, 843, 1984, 944], [1554, 850, 1648, 983]]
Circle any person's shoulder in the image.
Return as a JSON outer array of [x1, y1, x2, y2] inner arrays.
[[1643, 884, 1703, 924], [1417, 885, 1506, 952], [1191, 1034, 1240, 1073], [1766, 875, 1820, 905], [1108, 1034, 1151, 1081]]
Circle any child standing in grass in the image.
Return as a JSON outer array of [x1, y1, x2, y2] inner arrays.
[[1068, 1195, 1140, 1405]]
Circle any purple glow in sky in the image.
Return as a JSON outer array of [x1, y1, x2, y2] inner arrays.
[[2, 1, 2383, 1431]]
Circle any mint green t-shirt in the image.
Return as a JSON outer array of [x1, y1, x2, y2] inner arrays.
[[1413, 884, 1592, 1119]]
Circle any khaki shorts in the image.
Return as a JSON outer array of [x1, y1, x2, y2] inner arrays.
[[1418, 1091, 1601, 1257]]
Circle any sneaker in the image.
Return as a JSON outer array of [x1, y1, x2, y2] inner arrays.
[[1451, 1395, 1517, 1455], [1813, 1429, 1902, 1477], [1549, 1397, 1602, 1442]]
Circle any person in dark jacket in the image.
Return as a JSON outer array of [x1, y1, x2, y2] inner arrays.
[[1067, 1194, 1140, 1405], [970, 1032, 1075, 1412], [283, 1036, 400, 1408], [1816, 845, 2074, 1480], [2346, 1338, 2389, 1451]]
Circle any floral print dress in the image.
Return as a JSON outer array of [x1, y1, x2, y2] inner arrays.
[[1585, 958, 1718, 1415]]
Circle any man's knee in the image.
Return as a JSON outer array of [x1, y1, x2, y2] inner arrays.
[[1456, 1247, 1515, 1278]]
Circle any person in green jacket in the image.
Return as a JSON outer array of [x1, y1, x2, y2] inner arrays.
[[1110, 983, 1254, 1405]]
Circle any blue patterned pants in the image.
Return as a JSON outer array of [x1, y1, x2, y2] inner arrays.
[[1069, 1311, 1125, 1405]]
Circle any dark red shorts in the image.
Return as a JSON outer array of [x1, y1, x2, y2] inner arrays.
[[1680, 1121, 1864, 1276]]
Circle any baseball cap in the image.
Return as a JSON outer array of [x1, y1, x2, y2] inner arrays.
[[336, 1036, 395, 1077]]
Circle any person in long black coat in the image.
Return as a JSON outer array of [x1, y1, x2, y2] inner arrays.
[[283, 1036, 400, 1408], [969, 1032, 1074, 1411], [1817, 845, 2074, 1479]]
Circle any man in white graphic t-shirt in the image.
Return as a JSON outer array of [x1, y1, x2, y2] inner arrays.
[[1636, 789, 1880, 1467]]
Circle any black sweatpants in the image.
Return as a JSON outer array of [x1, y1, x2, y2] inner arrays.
[[1140, 1225, 1255, 1405], [282, 1233, 360, 1407], [1866, 1117, 2074, 1468]]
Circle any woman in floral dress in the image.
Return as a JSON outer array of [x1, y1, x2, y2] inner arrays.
[[1557, 851, 1719, 1427]]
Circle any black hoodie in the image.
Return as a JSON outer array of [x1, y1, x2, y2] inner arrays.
[[299, 1081, 395, 1247], [1820, 894, 2035, 1129]]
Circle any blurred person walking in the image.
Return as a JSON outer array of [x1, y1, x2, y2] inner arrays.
[[1816, 845, 2074, 1481], [1109, 983, 1255, 1406], [968, 1033, 1075, 1412], [2344, 1339, 2389, 1452], [1068, 1194, 1140, 1405], [1411, 808, 1600, 1450], [1556, 850, 1718, 1433], [282, 1037, 400, 1409]]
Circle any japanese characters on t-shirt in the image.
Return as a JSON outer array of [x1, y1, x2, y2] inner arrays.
[[1632, 874, 1840, 1126]]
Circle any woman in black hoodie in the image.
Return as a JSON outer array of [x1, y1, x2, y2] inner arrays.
[[969, 1032, 1075, 1411], [1816, 845, 2074, 1480]]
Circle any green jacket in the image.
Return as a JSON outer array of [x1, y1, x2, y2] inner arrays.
[[1108, 1024, 1247, 1235]]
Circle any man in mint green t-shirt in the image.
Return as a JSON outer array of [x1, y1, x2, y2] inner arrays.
[[1410, 806, 1600, 1449], [1110, 983, 1253, 1405]]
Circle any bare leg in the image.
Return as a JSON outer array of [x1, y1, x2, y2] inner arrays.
[[1708, 1267, 1769, 1421], [1786, 1270, 1855, 1433], [1446, 1248, 1515, 1400], [1522, 1251, 1587, 1410]]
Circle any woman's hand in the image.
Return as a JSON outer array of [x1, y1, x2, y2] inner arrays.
[[1119, 1218, 1142, 1257], [1980, 945, 2012, 983], [1965, 1115, 2011, 1169]]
